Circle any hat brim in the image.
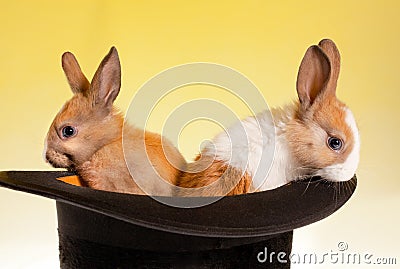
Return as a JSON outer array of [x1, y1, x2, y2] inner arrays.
[[0, 171, 356, 238]]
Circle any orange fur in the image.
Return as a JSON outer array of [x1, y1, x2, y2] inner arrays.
[[176, 39, 359, 195], [144, 134, 184, 186], [45, 47, 186, 195], [57, 175, 82, 186], [285, 97, 355, 169], [177, 155, 252, 196], [287, 39, 355, 169]]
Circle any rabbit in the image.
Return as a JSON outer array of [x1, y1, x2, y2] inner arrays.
[[177, 39, 360, 196], [44, 47, 186, 195]]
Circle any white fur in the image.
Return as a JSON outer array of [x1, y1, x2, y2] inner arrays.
[[202, 111, 270, 174], [201, 105, 359, 191], [202, 105, 300, 191], [317, 108, 360, 181]]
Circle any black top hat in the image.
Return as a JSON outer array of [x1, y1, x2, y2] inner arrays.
[[0, 171, 356, 269]]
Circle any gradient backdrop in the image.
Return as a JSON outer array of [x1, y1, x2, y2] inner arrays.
[[0, 1, 399, 268]]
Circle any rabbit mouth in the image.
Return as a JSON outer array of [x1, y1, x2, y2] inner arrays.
[[46, 150, 74, 169]]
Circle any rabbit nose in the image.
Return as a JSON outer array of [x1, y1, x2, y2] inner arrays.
[[44, 151, 53, 164], [45, 152, 50, 162]]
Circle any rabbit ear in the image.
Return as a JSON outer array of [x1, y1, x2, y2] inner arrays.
[[90, 47, 121, 108], [318, 39, 341, 93], [296, 44, 331, 110], [62, 52, 90, 95]]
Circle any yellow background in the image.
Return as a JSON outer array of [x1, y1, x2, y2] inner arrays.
[[0, 1, 399, 268]]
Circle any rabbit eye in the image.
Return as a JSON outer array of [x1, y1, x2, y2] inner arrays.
[[61, 126, 77, 138], [327, 137, 343, 151]]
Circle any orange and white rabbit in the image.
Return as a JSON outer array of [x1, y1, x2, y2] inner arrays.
[[177, 39, 360, 196], [44, 47, 186, 195]]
